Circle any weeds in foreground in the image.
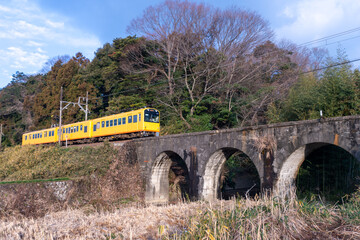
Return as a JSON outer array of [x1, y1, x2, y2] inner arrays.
[[162, 190, 360, 239], [1, 191, 360, 239]]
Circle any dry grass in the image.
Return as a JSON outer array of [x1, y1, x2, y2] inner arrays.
[[0, 202, 203, 240], [1, 192, 360, 240]]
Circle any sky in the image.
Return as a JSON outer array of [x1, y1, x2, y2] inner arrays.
[[0, 0, 360, 88]]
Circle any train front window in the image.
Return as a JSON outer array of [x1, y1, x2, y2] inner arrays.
[[144, 109, 159, 123]]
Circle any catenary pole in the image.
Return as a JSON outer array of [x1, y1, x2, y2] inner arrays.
[[0, 124, 3, 148], [85, 91, 88, 121], [58, 87, 63, 146]]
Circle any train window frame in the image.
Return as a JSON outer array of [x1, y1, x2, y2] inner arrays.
[[76, 126, 79, 132], [80, 125, 83, 131], [102, 121, 105, 128], [122, 117, 126, 124], [118, 118, 121, 125], [114, 119, 117, 126], [106, 121, 109, 127], [25, 135, 27, 140], [128, 116, 132, 123], [110, 119, 113, 127], [93, 124, 97, 132], [44, 132, 47, 138], [84, 126, 88, 133], [139, 114, 141, 122], [134, 115, 137, 123]]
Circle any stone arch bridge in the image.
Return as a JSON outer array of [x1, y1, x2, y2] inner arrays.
[[130, 115, 360, 204]]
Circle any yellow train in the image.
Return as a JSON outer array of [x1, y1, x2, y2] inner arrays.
[[22, 108, 160, 146]]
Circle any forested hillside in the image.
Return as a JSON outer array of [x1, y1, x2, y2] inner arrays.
[[1, 0, 359, 146]]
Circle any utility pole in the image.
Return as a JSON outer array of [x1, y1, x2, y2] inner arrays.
[[58, 88, 90, 146], [85, 91, 88, 121], [59, 87, 63, 146], [0, 124, 3, 148]]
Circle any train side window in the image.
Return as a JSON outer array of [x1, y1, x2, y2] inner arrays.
[[139, 114, 141, 122], [102, 121, 105, 128], [67, 128, 70, 133], [118, 118, 121, 125], [93, 124, 97, 132], [128, 116, 132, 123], [134, 115, 137, 123], [110, 120, 113, 127], [80, 125, 83, 131], [44, 132, 47, 138], [114, 119, 117, 126], [122, 117, 126, 124], [25, 135, 27, 140], [30, 135, 31, 140], [52, 130, 54, 136], [84, 126, 88, 133], [106, 120, 109, 127], [97, 122, 100, 129]]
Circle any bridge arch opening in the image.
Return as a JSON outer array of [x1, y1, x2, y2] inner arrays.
[[146, 151, 190, 204], [277, 143, 360, 202], [202, 148, 260, 201]]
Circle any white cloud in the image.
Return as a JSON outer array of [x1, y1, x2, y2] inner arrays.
[[0, 0, 102, 87], [27, 40, 43, 47], [2, 47, 48, 69], [276, 0, 360, 43]]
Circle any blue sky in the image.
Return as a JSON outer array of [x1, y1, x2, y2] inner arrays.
[[0, 0, 360, 88]]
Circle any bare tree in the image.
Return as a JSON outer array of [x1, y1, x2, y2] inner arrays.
[[127, 0, 274, 128]]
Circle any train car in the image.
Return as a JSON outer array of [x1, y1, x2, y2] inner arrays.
[[59, 120, 92, 143], [22, 127, 58, 145], [91, 108, 160, 140], [21, 108, 160, 146]]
